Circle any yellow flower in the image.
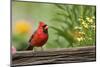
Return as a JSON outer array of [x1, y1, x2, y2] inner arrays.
[[83, 23, 88, 29], [86, 17, 93, 23], [15, 20, 32, 34], [81, 21, 88, 29], [74, 31, 85, 38], [74, 31, 85, 42], [89, 38, 92, 40], [81, 21, 85, 25], [78, 16, 84, 21], [76, 37, 84, 42], [74, 26, 82, 30], [92, 16, 95, 19]]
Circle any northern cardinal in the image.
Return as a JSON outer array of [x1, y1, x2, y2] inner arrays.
[[27, 22, 48, 50]]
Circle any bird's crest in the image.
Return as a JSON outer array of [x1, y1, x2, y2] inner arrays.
[[39, 21, 45, 27]]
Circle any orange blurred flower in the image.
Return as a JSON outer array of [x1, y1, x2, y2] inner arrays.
[[15, 20, 32, 34]]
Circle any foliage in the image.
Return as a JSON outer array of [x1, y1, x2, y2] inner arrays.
[[12, 1, 96, 50], [12, 20, 31, 50], [51, 4, 96, 47]]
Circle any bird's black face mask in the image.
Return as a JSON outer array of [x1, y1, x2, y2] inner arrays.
[[42, 24, 48, 33]]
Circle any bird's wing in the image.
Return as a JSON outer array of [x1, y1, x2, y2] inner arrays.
[[29, 31, 36, 43]]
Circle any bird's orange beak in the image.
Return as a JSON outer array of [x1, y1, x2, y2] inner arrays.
[[45, 25, 48, 30]]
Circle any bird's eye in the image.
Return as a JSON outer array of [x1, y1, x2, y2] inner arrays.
[[43, 25, 48, 33], [43, 24, 47, 28]]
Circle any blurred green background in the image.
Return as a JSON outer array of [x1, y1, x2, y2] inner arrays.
[[12, 1, 96, 51]]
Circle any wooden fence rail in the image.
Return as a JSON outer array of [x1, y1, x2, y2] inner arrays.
[[12, 46, 96, 66]]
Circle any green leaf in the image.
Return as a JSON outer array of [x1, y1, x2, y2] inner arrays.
[[55, 4, 66, 11]]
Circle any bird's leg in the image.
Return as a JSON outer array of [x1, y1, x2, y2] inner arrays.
[[32, 46, 34, 53], [32, 47, 44, 53], [32, 47, 36, 52], [32, 47, 38, 56], [41, 47, 44, 51]]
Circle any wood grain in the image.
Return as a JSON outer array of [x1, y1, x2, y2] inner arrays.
[[12, 46, 96, 66]]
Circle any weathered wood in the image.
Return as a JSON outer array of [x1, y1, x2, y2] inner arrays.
[[12, 46, 96, 66]]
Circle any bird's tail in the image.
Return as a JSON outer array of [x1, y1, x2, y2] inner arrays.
[[27, 45, 34, 50]]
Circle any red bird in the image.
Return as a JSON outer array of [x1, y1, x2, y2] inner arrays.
[[27, 22, 48, 50]]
